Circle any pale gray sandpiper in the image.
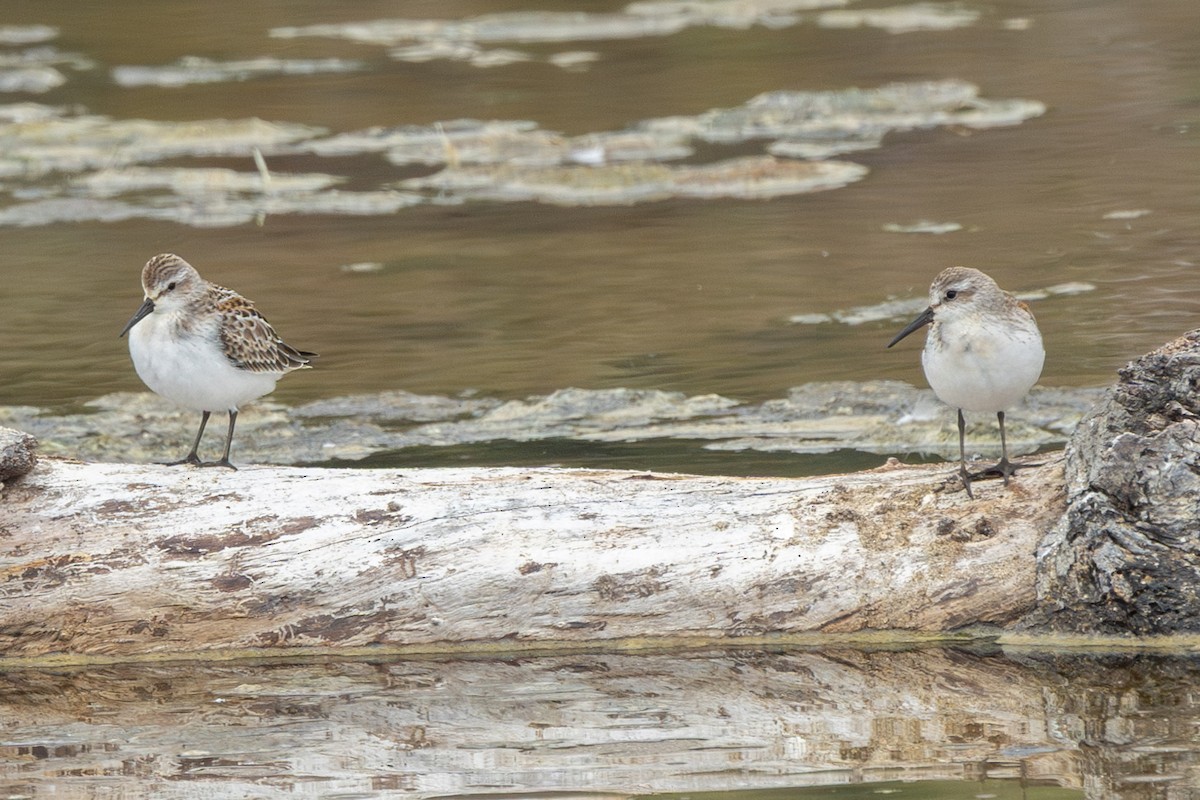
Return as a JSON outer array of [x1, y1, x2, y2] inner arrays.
[[119, 253, 316, 469], [888, 266, 1045, 497]]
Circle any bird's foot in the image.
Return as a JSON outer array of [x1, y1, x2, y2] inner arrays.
[[161, 453, 202, 467], [968, 457, 1038, 484], [197, 459, 238, 471], [957, 465, 975, 499]]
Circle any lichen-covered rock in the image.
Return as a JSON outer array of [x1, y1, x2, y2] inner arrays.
[[0, 426, 37, 481], [1036, 330, 1200, 633]]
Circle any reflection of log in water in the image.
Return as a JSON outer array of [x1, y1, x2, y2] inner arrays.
[[1019, 652, 1200, 800], [0, 649, 1087, 798]]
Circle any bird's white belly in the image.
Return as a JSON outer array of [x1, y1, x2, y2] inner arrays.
[[922, 328, 1044, 413], [128, 317, 279, 412]]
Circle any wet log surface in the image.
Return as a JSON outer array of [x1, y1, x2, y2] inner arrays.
[[0, 451, 1065, 660]]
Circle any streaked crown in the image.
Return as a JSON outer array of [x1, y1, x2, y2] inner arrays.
[[928, 266, 1002, 307], [141, 253, 203, 300], [927, 265, 1038, 332]]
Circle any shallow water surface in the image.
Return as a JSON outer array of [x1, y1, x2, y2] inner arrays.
[[4, 646, 1200, 799], [0, 0, 1195, 472], [0, 1, 1195, 440]]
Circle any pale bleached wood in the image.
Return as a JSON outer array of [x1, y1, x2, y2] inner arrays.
[[0, 454, 1065, 659]]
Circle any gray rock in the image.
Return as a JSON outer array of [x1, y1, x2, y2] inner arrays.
[[0, 426, 37, 481], [1037, 330, 1200, 634]]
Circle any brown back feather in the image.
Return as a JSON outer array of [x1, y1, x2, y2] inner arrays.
[[213, 286, 314, 373]]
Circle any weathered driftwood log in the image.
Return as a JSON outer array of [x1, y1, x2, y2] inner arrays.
[[0, 448, 1064, 660], [1037, 329, 1200, 634]]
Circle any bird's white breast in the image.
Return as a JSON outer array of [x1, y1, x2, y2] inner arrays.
[[921, 314, 1044, 413], [128, 310, 280, 412]]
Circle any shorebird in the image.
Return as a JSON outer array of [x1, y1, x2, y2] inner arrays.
[[888, 266, 1044, 497], [120, 253, 315, 469]]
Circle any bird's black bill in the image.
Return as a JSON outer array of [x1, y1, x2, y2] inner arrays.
[[887, 306, 934, 348], [119, 297, 155, 338]]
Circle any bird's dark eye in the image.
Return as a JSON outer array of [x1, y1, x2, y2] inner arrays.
[[167, 282, 176, 291], [944, 289, 958, 300]]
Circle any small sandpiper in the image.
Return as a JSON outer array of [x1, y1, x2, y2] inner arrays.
[[888, 266, 1044, 497], [120, 253, 316, 469]]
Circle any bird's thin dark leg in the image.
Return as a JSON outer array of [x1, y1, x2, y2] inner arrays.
[[997, 410, 1012, 484], [199, 410, 238, 470], [957, 408, 974, 498], [970, 410, 1037, 482], [164, 411, 209, 466]]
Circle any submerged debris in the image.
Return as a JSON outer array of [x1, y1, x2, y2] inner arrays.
[[816, 3, 981, 33], [339, 261, 385, 274], [0, 198, 172, 226], [0, 107, 323, 175], [0, 75, 1042, 222], [0, 44, 93, 93], [1102, 209, 1152, 220], [548, 51, 601, 69], [400, 156, 868, 205], [112, 56, 365, 88], [74, 166, 342, 197], [1017, 281, 1096, 301], [388, 122, 563, 167], [272, 12, 692, 46], [305, 119, 694, 167], [0, 186, 420, 227], [301, 79, 1039, 184], [391, 42, 532, 68], [269, 2, 849, 47], [0, 25, 58, 45], [306, 119, 541, 159], [641, 80, 1044, 144], [269, 2, 858, 68], [883, 220, 963, 234], [0, 66, 63, 93], [0, 33, 1042, 225], [8, 382, 1101, 467], [626, 0, 851, 26], [789, 281, 1097, 326], [768, 134, 883, 159], [385, 42, 598, 70]]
